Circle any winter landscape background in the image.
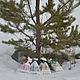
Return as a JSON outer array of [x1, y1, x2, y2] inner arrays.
[[0, 0, 80, 80], [0, 51, 80, 80]]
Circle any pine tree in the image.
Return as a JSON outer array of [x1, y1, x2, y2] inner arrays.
[[0, 0, 80, 58]]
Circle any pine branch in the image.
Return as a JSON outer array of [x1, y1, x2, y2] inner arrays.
[[42, 0, 75, 26], [26, 0, 36, 24], [2, 21, 36, 46], [16, 24, 36, 46]]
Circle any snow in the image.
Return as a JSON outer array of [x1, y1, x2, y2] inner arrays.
[[0, 53, 80, 80]]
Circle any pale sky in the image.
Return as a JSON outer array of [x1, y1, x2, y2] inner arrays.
[[72, 6, 80, 26]]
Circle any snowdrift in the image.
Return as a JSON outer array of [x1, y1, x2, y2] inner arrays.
[[1, 52, 80, 80], [0, 53, 18, 70]]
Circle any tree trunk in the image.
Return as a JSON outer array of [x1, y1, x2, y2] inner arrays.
[[36, 0, 41, 59]]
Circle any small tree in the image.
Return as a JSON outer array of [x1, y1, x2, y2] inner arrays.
[[0, 0, 80, 58]]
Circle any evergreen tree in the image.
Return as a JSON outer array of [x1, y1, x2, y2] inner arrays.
[[0, 0, 80, 58]]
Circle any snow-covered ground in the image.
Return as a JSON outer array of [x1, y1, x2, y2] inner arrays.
[[0, 53, 80, 80]]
